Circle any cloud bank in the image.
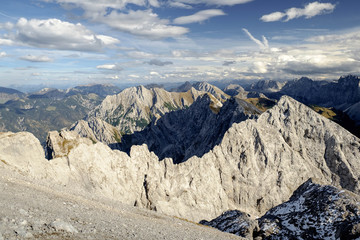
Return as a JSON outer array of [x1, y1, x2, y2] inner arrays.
[[4, 18, 120, 52], [261, 2, 336, 22]]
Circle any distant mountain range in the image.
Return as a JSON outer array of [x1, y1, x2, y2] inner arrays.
[[0, 84, 122, 142]]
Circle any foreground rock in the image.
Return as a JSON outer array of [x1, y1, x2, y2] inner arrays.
[[200, 210, 258, 239], [1, 96, 360, 223], [257, 179, 360, 239], [201, 179, 360, 239]]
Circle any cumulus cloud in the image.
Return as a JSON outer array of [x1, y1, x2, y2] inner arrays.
[[145, 59, 173, 66], [173, 9, 226, 25], [0, 52, 7, 57], [96, 63, 123, 71], [20, 55, 53, 62], [11, 18, 119, 51], [95, 9, 188, 39], [261, 1, 336, 22], [242, 28, 269, 49]]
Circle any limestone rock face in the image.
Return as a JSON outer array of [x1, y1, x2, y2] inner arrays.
[[0, 132, 46, 175], [69, 117, 121, 145], [46, 130, 93, 159], [87, 86, 205, 134]]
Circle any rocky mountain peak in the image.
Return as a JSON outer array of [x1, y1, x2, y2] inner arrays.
[[118, 94, 260, 163]]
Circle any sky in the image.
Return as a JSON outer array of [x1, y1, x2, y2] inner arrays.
[[0, 0, 359, 89]]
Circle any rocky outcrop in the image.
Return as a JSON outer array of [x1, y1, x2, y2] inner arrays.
[[256, 178, 360, 239], [119, 95, 261, 163], [200, 210, 258, 239], [70, 117, 121, 145], [46, 130, 93, 159], [201, 179, 360, 239], [0, 132, 46, 175], [2, 96, 360, 224]]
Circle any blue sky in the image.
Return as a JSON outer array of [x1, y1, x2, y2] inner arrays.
[[0, 0, 359, 88]]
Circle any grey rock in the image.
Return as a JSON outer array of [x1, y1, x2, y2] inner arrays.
[[256, 178, 360, 239], [50, 219, 78, 233], [46, 130, 93, 159], [200, 210, 258, 239], [70, 117, 121, 145]]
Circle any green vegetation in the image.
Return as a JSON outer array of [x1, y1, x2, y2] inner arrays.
[[135, 118, 149, 128], [1, 159, 8, 165], [164, 102, 179, 111], [113, 130, 122, 143]]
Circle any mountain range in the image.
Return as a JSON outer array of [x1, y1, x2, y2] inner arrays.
[[1, 75, 360, 239]]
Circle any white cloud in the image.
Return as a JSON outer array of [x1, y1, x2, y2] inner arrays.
[[96, 63, 123, 71], [242, 28, 269, 49], [173, 9, 226, 25], [95, 9, 189, 39], [261, 1, 336, 22], [172, 0, 253, 6], [0, 51, 7, 57], [168, 1, 192, 9], [260, 12, 285, 22], [12, 18, 119, 51], [20, 55, 53, 62]]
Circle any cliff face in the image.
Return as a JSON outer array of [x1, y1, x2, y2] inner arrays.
[[119, 95, 261, 163], [1, 96, 360, 223]]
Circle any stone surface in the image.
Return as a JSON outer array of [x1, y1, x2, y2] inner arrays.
[[46, 129, 93, 159], [256, 178, 360, 239], [200, 210, 258, 239], [70, 117, 122, 145], [50, 219, 78, 233]]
